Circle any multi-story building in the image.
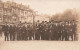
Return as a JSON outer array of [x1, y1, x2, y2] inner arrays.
[[0, 0, 36, 25], [35, 14, 50, 23], [0, 0, 4, 24]]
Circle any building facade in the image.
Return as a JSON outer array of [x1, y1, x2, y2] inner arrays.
[[0, 0, 36, 25]]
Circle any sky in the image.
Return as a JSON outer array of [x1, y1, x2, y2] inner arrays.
[[2, 0, 80, 15]]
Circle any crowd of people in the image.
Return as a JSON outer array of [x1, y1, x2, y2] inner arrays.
[[0, 20, 77, 41], [35, 20, 77, 41]]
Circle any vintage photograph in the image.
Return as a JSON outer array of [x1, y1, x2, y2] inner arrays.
[[0, 0, 80, 50]]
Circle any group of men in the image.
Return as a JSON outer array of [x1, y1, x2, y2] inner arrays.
[[0, 20, 77, 41], [1, 24, 34, 41], [35, 20, 77, 41]]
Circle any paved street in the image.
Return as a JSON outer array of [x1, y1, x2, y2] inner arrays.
[[0, 41, 80, 50], [0, 34, 80, 50]]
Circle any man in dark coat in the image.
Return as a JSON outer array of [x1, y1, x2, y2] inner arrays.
[[40, 21, 45, 40], [61, 22, 67, 41], [72, 21, 77, 41], [44, 22, 50, 40], [28, 25, 33, 40], [0, 25, 2, 37], [57, 22, 62, 40], [17, 25, 22, 40], [3, 25, 9, 41], [35, 23, 41, 40], [21, 25, 27, 40]]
